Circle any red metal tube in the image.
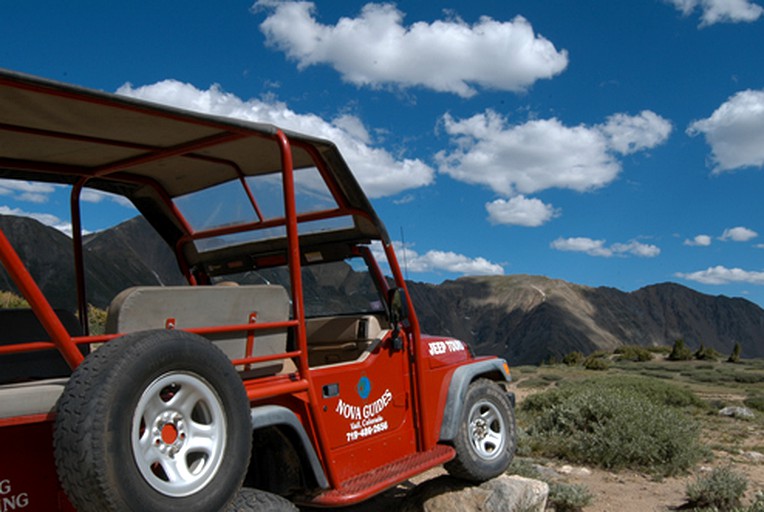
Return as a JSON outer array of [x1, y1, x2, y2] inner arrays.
[[0, 228, 84, 368]]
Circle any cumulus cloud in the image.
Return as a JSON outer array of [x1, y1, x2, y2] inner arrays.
[[551, 237, 661, 258], [667, 0, 763, 26], [80, 189, 134, 208], [687, 89, 764, 172], [437, 110, 671, 196], [676, 265, 764, 285], [599, 111, 674, 155], [720, 226, 758, 241], [486, 196, 559, 227], [684, 234, 712, 246], [254, 1, 568, 97], [0, 206, 75, 236], [0, 179, 56, 204], [436, 109, 670, 227], [372, 241, 503, 276], [117, 80, 433, 198]]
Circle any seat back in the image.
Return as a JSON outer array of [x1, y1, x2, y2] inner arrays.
[[105, 285, 291, 375]]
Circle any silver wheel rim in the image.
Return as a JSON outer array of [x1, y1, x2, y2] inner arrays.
[[131, 371, 227, 497], [467, 399, 506, 460]]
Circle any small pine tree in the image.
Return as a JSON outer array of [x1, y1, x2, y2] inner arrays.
[[562, 351, 584, 366], [695, 344, 721, 361], [728, 342, 742, 363], [668, 338, 692, 361]]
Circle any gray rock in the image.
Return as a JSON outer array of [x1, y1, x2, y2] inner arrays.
[[718, 406, 755, 419], [401, 474, 548, 512]]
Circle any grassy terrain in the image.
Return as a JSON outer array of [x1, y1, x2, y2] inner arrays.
[[509, 352, 764, 510]]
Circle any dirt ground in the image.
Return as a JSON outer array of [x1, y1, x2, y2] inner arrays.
[[308, 452, 764, 512]]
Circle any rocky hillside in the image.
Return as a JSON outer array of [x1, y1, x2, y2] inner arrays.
[[0, 215, 184, 311], [2, 214, 763, 364], [407, 275, 764, 364]]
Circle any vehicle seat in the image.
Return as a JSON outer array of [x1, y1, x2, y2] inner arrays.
[[105, 285, 291, 376]]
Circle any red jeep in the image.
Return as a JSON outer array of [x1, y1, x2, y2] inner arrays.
[[0, 69, 516, 511]]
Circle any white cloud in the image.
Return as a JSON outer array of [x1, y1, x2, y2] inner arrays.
[[684, 234, 712, 246], [254, 1, 568, 97], [598, 111, 673, 155], [551, 237, 612, 257], [117, 80, 434, 198], [0, 206, 75, 236], [0, 179, 56, 204], [372, 241, 504, 276], [486, 196, 559, 227], [611, 241, 662, 258], [676, 265, 764, 285], [80, 189, 134, 208], [720, 226, 758, 241], [667, 0, 763, 26], [551, 237, 661, 258], [687, 89, 764, 172], [437, 110, 671, 197]]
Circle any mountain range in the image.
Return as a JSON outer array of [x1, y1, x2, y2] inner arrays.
[[1, 214, 762, 364]]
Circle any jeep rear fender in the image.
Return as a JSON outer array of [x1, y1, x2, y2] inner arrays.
[[250, 405, 329, 490], [438, 359, 513, 442]]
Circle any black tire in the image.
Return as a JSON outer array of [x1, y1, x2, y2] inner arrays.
[[444, 379, 516, 482], [54, 330, 252, 512], [227, 488, 298, 511]]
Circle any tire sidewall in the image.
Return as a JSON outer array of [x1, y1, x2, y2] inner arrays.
[[453, 380, 516, 481], [62, 330, 251, 511]]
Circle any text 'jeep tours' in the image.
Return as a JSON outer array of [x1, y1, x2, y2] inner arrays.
[[0, 69, 516, 511]]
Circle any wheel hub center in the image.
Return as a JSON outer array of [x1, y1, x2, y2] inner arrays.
[[473, 418, 488, 439], [153, 411, 186, 457]]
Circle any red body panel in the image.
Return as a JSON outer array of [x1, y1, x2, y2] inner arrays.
[[0, 422, 75, 512]]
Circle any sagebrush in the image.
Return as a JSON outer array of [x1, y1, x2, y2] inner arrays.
[[521, 376, 705, 476]]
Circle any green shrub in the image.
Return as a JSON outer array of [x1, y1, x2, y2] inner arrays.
[[0, 291, 29, 308], [547, 482, 593, 512], [669, 338, 693, 361], [695, 344, 722, 361], [733, 372, 764, 384], [522, 375, 705, 411], [516, 378, 550, 389], [583, 355, 610, 371], [685, 466, 748, 510], [638, 369, 675, 380], [521, 377, 704, 476], [615, 345, 654, 362], [507, 458, 544, 480], [744, 395, 764, 412], [562, 351, 584, 366]]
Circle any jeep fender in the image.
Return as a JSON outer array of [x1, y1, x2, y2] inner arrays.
[[438, 359, 514, 442], [250, 405, 329, 490]]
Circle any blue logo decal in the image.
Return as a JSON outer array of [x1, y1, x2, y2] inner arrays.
[[357, 376, 371, 400]]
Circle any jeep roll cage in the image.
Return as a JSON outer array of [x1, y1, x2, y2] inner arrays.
[[0, 67, 412, 368]]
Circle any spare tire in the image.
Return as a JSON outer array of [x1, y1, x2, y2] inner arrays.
[[54, 330, 252, 512]]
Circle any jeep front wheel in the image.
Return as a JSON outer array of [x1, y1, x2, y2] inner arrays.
[[54, 330, 252, 512], [444, 379, 516, 482]]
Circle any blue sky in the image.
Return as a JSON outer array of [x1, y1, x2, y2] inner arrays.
[[2, 1, 764, 305]]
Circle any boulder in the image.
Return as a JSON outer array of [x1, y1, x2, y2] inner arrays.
[[719, 406, 755, 419], [401, 474, 548, 512]]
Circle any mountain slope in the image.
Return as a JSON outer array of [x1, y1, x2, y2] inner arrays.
[[409, 275, 764, 364], [2, 214, 763, 364]]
